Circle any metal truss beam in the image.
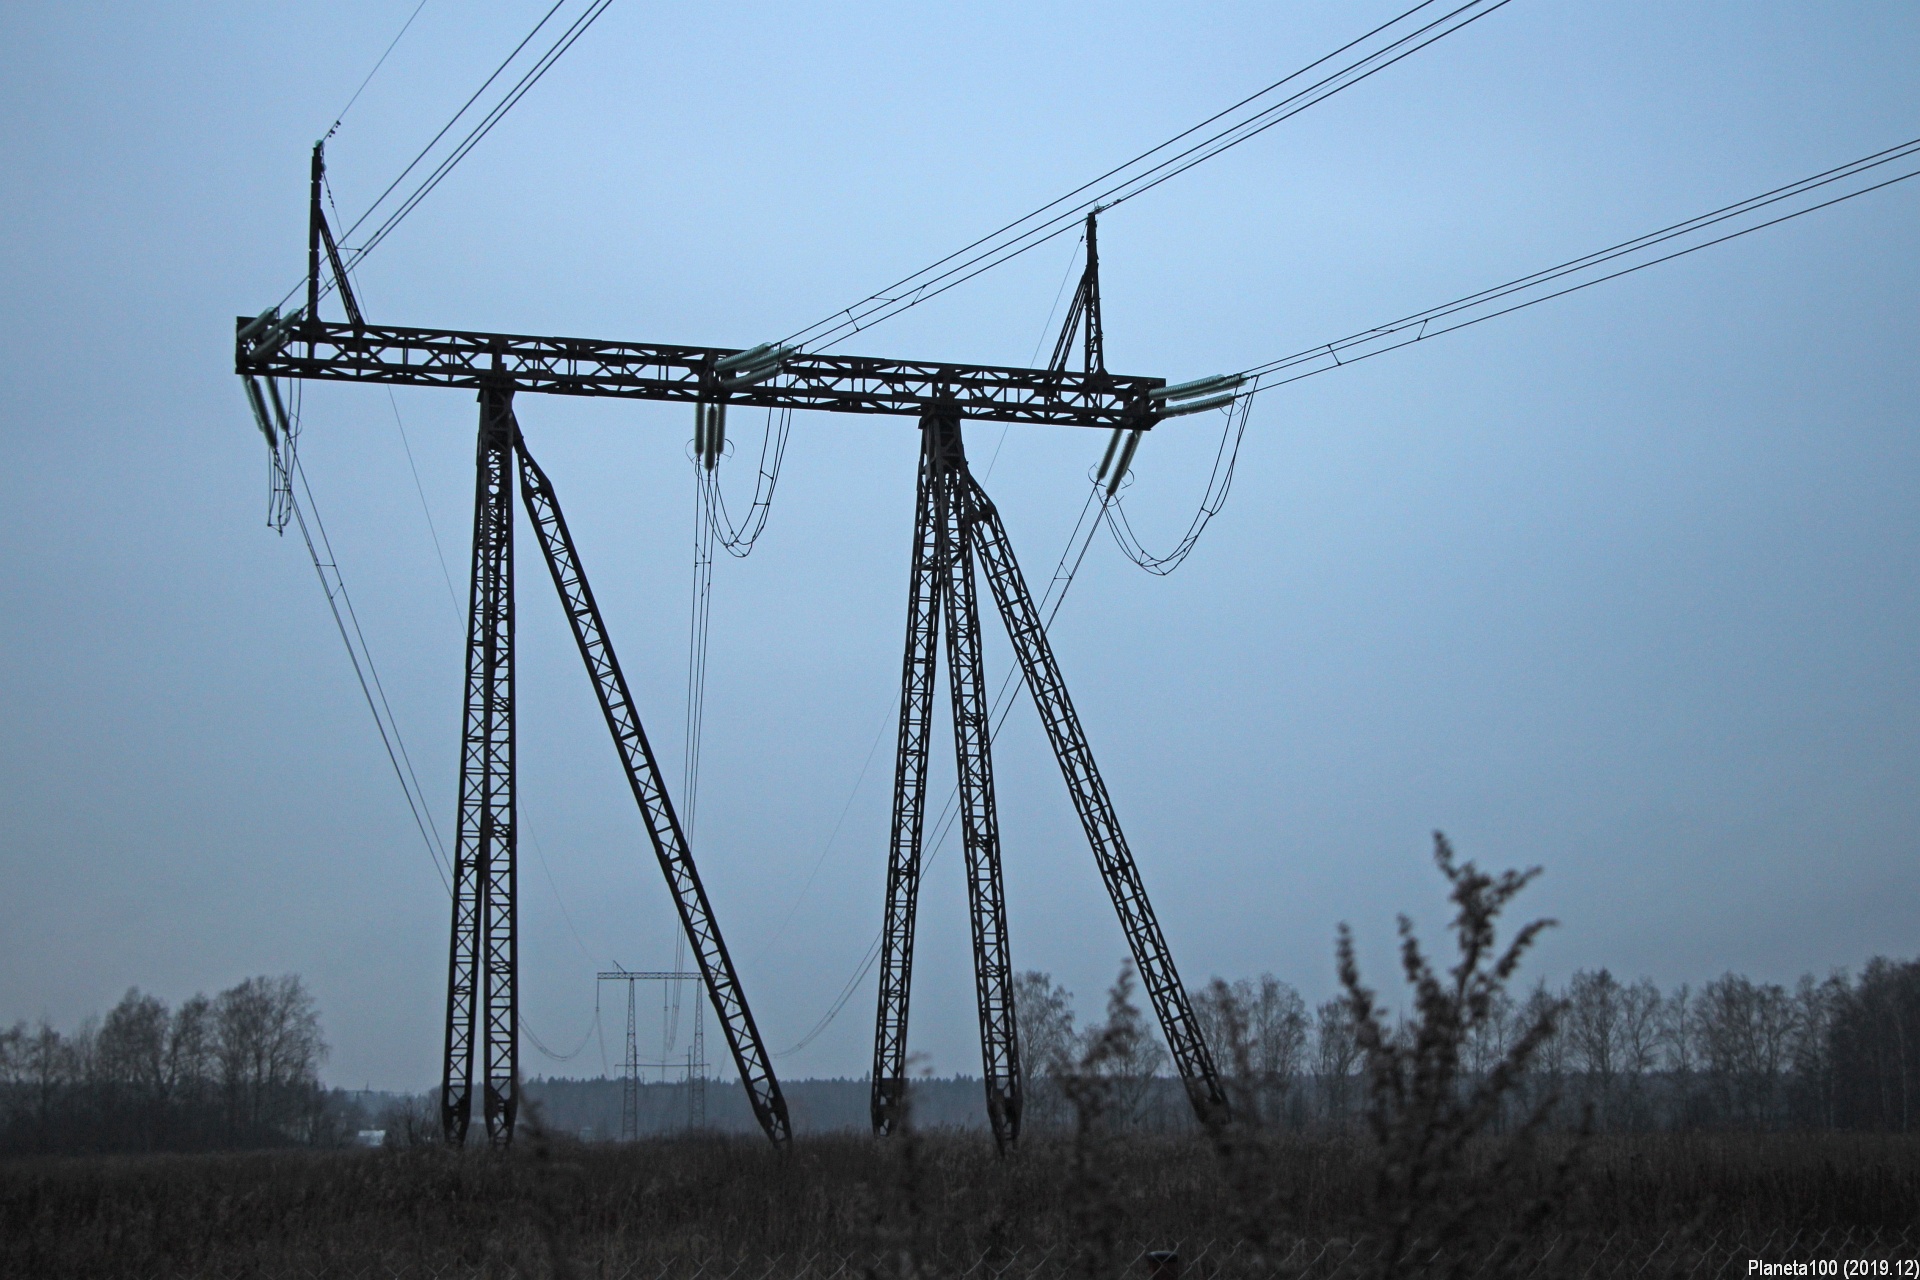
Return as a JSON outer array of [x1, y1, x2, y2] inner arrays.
[[237, 319, 1166, 429], [961, 470, 1229, 1127], [935, 418, 1022, 1150], [515, 433, 792, 1147], [870, 424, 944, 1136], [442, 386, 517, 1147], [870, 415, 1022, 1149]]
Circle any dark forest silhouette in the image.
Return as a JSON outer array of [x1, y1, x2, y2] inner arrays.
[[7, 956, 1915, 1156], [0, 974, 331, 1155], [6, 944, 1918, 1156]]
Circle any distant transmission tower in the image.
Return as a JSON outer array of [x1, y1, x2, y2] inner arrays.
[[598, 969, 705, 1139], [622, 979, 639, 1140], [689, 999, 706, 1129]]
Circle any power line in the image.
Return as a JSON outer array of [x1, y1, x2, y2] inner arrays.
[[675, 406, 799, 1045], [1097, 136, 1920, 580], [678, 411, 792, 983], [524, 985, 601, 1063], [682, 462, 719, 836], [772, 135, 1920, 1071], [340, 0, 615, 276], [334, 0, 564, 249], [700, 408, 792, 558], [1028, 236, 1088, 367], [749, 718, 888, 968], [668, 411, 789, 1043], [1235, 136, 1920, 391], [386, 390, 606, 962], [284, 0, 614, 315], [775, 484, 1112, 1058], [782, 0, 1513, 353], [387, 389, 463, 622], [325, 0, 433, 141], [1103, 393, 1254, 575], [284, 446, 452, 896], [527, 826, 601, 967]]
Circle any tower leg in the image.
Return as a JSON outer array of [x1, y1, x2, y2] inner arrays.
[[932, 417, 1022, 1150], [961, 470, 1228, 1126], [443, 385, 518, 1146], [870, 421, 944, 1135]]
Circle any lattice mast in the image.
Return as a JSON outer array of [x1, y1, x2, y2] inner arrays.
[[239, 177, 1236, 1150]]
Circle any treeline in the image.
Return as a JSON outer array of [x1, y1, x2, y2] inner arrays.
[[1014, 955, 1920, 1134], [0, 975, 334, 1155], [9, 955, 1916, 1156]]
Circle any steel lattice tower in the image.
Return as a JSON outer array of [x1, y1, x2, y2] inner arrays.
[[240, 164, 1226, 1147]]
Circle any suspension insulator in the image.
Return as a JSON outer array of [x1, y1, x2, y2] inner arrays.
[[244, 377, 276, 447], [1095, 427, 1126, 481], [1107, 429, 1142, 496], [265, 378, 294, 442]]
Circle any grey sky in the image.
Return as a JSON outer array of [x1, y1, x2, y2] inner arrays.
[[1, 2, 1914, 1091]]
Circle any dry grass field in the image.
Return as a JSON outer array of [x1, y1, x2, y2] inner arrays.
[[3, 1129, 1916, 1279], [11, 848, 1914, 1277]]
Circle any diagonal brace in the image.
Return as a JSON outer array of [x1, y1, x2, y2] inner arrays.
[[514, 433, 792, 1147], [934, 419, 1022, 1150], [961, 469, 1229, 1126]]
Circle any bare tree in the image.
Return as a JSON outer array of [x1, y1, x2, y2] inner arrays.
[[1788, 971, 1849, 1128], [1756, 984, 1797, 1103], [1463, 989, 1514, 1075], [378, 1091, 442, 1148], [1314, 997, 1361, 1128], [97, 989, 169, 1094], [1616, 979, 1663, 1129], [1057, 965, 1167, 1279], [1, 976, 332, 1154], [1698, 973, 1795, 1127], [1195, 974, 1309, 1128], [1012, 970, 1079, 1130], [167, 994, 216, 1103], [1518, 980, 1567, 1124], [1617, 980, 1662, 1075], [215, 975, 328, 1140], [1566, 969, 1623, 1125], [0, 1024, 19, 1086], [1660, 983, 1697, 1074], [1060, 962, 1166, 1130], [1656, 980, 1700, 1127], [96, 989, 173, 1147], [1831, 958, 1920, 1131], [1250, 977, 1311, 1083]]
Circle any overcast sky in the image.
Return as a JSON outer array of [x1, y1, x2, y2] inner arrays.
[[1, 2, 1914, 1093]]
